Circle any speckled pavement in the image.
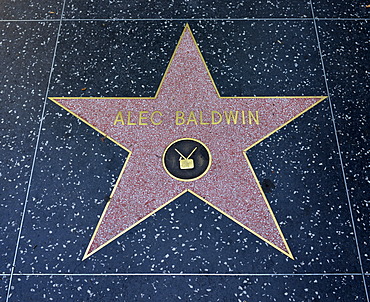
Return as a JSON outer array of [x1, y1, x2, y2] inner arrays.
[[1, 1, 369, 301]]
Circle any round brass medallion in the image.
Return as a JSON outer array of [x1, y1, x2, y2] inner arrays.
[[162, 138, 212, 182]]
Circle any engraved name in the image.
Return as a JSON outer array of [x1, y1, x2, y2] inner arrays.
[[113, 110, 259, 126]]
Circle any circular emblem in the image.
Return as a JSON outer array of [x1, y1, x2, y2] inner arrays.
[[162, 138, 212, 182]]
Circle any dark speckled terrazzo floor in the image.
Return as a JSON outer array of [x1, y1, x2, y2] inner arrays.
[[0, 1, 369, 301]]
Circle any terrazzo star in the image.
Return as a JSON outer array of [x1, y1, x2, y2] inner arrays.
[[50, 24, 326, 260]]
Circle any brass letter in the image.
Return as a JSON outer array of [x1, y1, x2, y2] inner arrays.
[[248, 111, 259, 125], [139, 111, 149, 125], [241, 110, 246, 125], [224, 111, 239, 125], [151, 111, 163, 125], [211, 111, 222, 125], [127, 111, 136, 125], [199, 111, 209, 125], [176, 111, 185, 125], [186, 111, 198, 125], [114, 111, 124, 125]]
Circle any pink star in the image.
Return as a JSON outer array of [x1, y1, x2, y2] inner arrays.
[[50, 25, 326, 260]]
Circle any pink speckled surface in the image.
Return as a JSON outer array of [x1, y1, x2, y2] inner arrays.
[[53, 27, 323, 258]]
